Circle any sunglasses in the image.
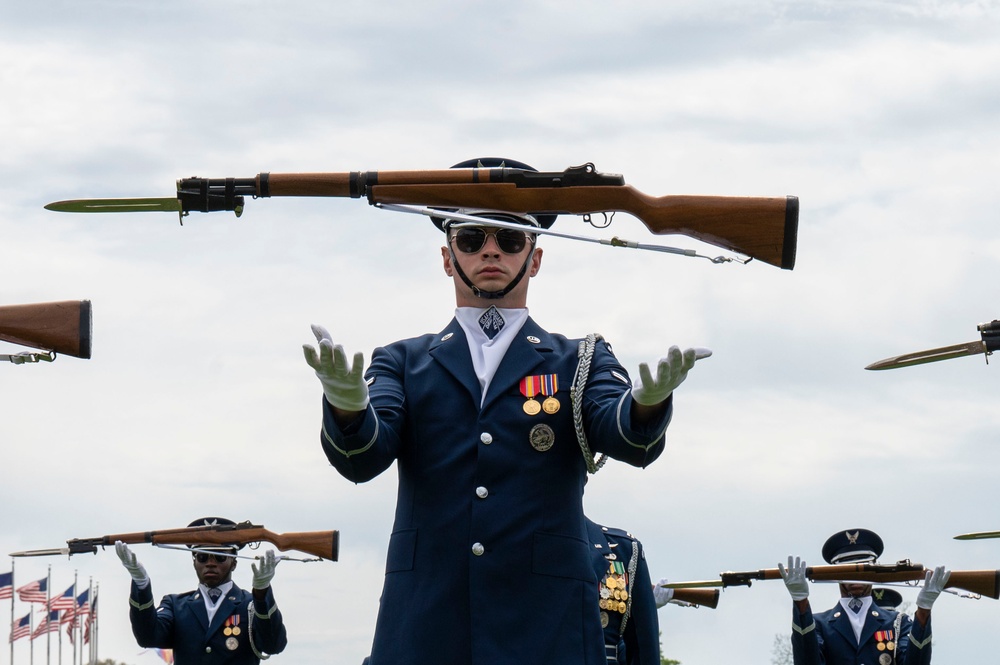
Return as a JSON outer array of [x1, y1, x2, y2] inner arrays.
[[193, 552, 232, 564], [451, 227, 532, 254]]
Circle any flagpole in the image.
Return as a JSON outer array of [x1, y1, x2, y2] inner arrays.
[[28, 608, 32, 665], [44, 567, 50, 665], [9, 558, 15, 665]]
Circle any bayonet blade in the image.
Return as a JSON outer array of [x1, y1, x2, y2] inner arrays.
[[44, 197, 182, 214], [9, 547, 71, 557], [954, 530, 1000, 541], [865, 340, 988, 371]]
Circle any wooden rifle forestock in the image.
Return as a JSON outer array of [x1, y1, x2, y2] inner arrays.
[[85, 525, 339, 561], [0, 300, 92, 358], [670, 587, 720, 609]]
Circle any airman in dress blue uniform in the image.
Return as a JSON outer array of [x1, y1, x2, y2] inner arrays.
[[779, 528, 950, 665], [303, 158, 708, 665], [115, 517, 287, 664], [586, 518, 660, 665]]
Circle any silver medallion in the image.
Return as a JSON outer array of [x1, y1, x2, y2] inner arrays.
[[529, 423, 555, 451]]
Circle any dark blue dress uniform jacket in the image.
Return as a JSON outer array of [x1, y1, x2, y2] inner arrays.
[[128, 581, 287, 664], [586, 519, 660, 665], [791, 601, 932, 665], [321, 317, 672, 665]]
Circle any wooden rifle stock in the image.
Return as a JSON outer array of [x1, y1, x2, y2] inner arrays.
[[720, 563, 1000, 599], [670, 587, 720, 609], [0, 300, 92, 358], [68, 523, 339, 561]]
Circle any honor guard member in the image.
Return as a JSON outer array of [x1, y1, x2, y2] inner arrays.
[[115, 517, 287, 664], [586, 518, 660, 665], [303, 158, 707, 665], [779, 528, 950, 665]]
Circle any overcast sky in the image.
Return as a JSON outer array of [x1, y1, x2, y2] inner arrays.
[[2, 1, 1000, 663]]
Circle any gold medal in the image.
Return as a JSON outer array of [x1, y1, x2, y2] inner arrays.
[[231, 626, 241, 636], [224, 627, 232, 636], [529, 424, 555, 451], [606, 576, 617, 590], [618, 600, 627, 613], [877, 643, 885, 651], [523, 398, 541, 415], [226, 637, 239, 651], [542, 396, 560, 414], [599, 599, 607, 610], [886, 642, 895, 651], [620, 590, 628, 601]]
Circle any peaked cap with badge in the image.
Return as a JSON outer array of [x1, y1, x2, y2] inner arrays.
[[822, 528, 884, 564]]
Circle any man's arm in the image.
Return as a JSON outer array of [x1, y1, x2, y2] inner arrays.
[[780, 556, 823, 665]]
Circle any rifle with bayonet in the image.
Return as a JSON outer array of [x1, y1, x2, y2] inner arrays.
[[866, 319, 1000, 370], [10, 521, 339, 562], [44, 162, 799, 270], [667, 561, 999, 599], [0, 300, 92, 364]]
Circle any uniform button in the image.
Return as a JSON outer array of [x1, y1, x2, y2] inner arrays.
[[476, 486, 488, 499], [472, 542, 485, 556], [205, 647, 212, 653], [480, 432, 493, 445]]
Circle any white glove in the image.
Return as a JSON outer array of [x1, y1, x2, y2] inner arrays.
[[916, 565, 950, 610], [778, 556, 809, 601], [653, 577, 674, 608], [115, 541, 149, 587], [251, 550, 280, 590], [631, 346, 708, 406], [302, 324, 369, 411]]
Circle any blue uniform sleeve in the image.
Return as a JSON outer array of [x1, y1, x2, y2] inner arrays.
[[622, 542, 661, 665], [128, 582, 174, 648], [250, 588, 288, 656], [790, 603, 823, 665], [583, 340, 671, 468], [899, 612, 932, 665]]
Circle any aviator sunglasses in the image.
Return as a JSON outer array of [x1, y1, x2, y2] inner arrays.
[[193, 551, 233, 564], [451, 227, 533, 254]]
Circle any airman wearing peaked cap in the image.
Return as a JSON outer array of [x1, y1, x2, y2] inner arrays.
[[778, 528, 949, 665]]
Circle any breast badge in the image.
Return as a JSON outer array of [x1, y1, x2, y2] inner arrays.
[[529, 424, 555, 451]]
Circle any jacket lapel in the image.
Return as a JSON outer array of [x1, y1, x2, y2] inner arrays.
[[482, 317, 548, 412], [429, 319, 481, 406], [181, 590, 210, 631], [208, 583, 245, 635]]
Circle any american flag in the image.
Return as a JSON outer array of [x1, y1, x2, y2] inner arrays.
[[31, 611, 60, 640], [0, 571, 12, 600], [49, 584, 76, 612], [153, 648, 174, 663], [9, 613, 31, 643], [83, 592, 98, 644], [64, 589, 91, 638], [16, 577, 47, 604]]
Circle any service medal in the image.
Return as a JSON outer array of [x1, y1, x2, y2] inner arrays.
[[520, 375, 543, 416], [600, 611, 609, 628], [876, 643, 885, 652], [540, 374, 560, 414], [887, 641, 895, 651], [226, 637, 239, 651], [879, 654, 891, 665], [232, 627, 241, 636], [224, 627, 232, 636], [529, 424, 555, 451]]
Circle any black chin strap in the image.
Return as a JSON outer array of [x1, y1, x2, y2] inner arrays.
[[449, 245, 535, 300]]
